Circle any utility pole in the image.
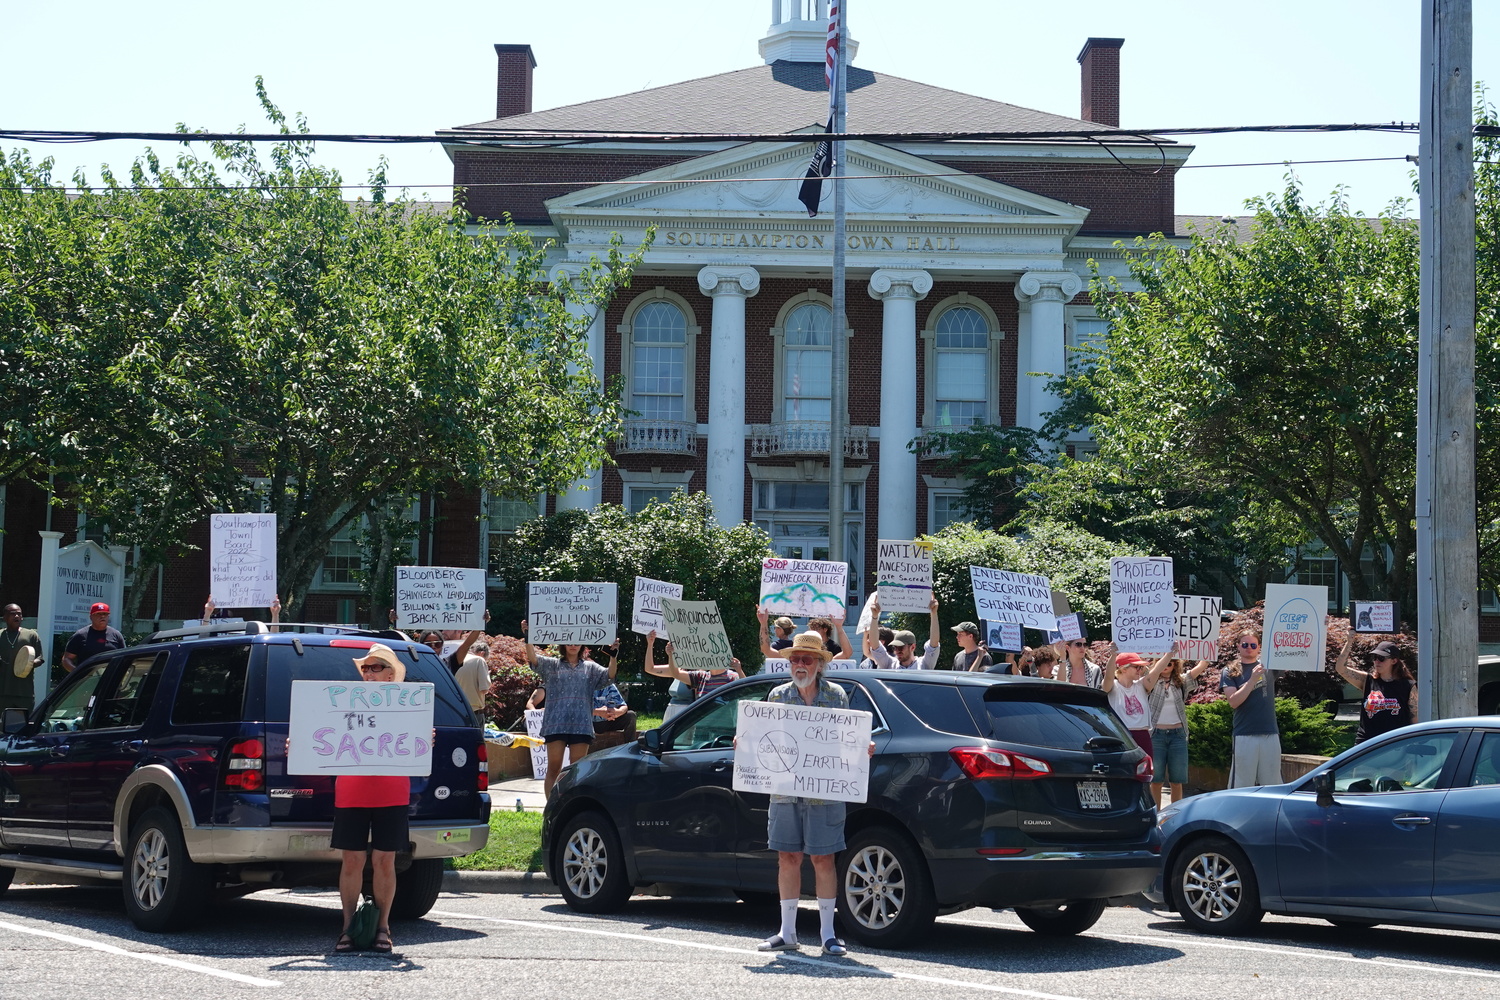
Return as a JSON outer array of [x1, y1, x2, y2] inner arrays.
[[1415, 0, 1477, 719], [827, 1, 848, 573]]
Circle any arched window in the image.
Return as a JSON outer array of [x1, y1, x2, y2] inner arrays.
[[782, 302, 832, 421], [628, 301, 687, 421], [922, 295, 1003, 428]]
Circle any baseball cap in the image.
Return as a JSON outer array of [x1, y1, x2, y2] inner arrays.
[[1115, 652, 1147, 668], [89, 602, 110, 615], [951, 621, 981, 637], [1369, 641, 1401, 659], [889, 629, 917, 649]]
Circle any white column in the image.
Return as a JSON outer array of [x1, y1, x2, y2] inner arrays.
[[1013, 290, 1032, 428], [35, 530, 62, 703], [868, 269, 932, 544], [551, 264, 606, 511], [698, 265, 760, 528], [1015, 270, 1083, 435]]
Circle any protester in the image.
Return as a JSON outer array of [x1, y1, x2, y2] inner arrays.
[[1102, 648, 1154, 759], [857, 626, 894, 669], [0, 604, 43, 713], [1058, 636, 1104, 688], [519, 619, 615, 798], [807, 616, 852, 658], [1013, 646, 1037, 676], [1031, 645, 1059, 679], [592, 682, 638, 742], [526, 687, 546, 711], [643, 629, 742, 699], [757, 610, 798, 657], [1335, 635, 1417, 744], [61, 602, 125, 672], [862, 596, 941, 669], [1220, 633, 1281, 787], [421, 609, 490, 673], [455, 639, 493, 714], [952, 621, 993, 672], [1145, 648, 1213, 807]]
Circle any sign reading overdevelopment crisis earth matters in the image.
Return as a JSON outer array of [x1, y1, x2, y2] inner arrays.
[[658, 598, 733, 672], [528, 582, 618, 645], [1109, 557, 1175, 655], [631, 576, 683, 635], [1261, 583, 1328, 672], [287, 679, 435, 776], [210, 513, 277, 608], [1174, 595, 1222, 661], [969, 566, 1056, 631], [396, 566, 486, 630], [760, 558, 848, 618], [875, 539, 934, 614], [733, 701, 872, 803]]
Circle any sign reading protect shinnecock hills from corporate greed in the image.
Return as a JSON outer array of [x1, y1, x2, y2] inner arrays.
[[759, 558, 847, 618], [969, 566, 1056, 631], [732, 700, 872, 803], [527, 582, 618, 645], [395, 566, 486, 630], [1109, 557, 1176, 655], [209, 514, 277, 609], [287, 680, 435, 776]]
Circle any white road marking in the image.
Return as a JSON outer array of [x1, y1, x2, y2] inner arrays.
[[0, 918, 282, 987], [429, 908, 1092, 1000]]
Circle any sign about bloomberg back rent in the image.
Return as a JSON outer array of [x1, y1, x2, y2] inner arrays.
[[1109, 557, 1176, 655], [396, 566, 486, 630], [658, 598, 733, 672], [732, 700, 872, 803], [287, 679, 435, 776], [1261, 583, 1328, 672], [210, 513, 277, 608], [759, 558, 848, 618], [969, 566, 1056, 631], [528, 582, 618, 646]]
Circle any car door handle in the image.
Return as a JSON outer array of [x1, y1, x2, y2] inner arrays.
[[1392, 814, 1431, 826], [49, 744, 70, 758], [116, 740, 145, 754], [712, 758, 731, 773]]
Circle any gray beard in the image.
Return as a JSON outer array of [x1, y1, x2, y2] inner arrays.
[[793, 672, 817, 691]]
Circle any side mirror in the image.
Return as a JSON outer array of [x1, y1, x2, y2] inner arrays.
[[643, 729, 663, 755], [2, 707, 27, 735], [1312, 770, 1335, 808]]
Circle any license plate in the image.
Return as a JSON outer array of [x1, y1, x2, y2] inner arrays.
[[289, 834, 331, 852], [1076, 781, 1111, 810]]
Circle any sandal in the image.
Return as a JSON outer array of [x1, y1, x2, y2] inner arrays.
[[373, 928, 393, 953], [334, 932, 356, 953]]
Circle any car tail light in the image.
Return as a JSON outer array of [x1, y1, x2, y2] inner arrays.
[[950, 747, 1052, 780], [476, 741, 489, 792], [1136, 754, 1154, 783], [222, 738, 266, 792]]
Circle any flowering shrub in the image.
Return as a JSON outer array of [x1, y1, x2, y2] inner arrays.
[[481, 634, 537, 729]]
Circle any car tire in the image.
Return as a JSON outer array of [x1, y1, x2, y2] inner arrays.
[[1172, 836, 1263, 936], [390, 858, 445, 921], [1015, 898, 1108, 936], [556, 811, 631, 914], [838, 826, 937, 949], [122, 806, 212, 932]]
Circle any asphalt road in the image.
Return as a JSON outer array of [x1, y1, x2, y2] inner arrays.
[[1, 881, 1497, 1000]]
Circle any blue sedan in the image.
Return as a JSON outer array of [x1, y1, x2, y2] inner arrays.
[[1151, 718, 1500, 935]]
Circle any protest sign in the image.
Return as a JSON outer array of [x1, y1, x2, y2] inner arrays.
[[524, 709, 566, 779], [287, 679, 435, 776], [396, 566, 486, 630], [984, 620, 1024, 653], [210, 513, 277, 608], [855, 591, 879, 637], [969, 567, 1056, 631], [1056, 612, 1086, 643], [527, 582, 618, 645], [1109, 557, 1176, 655], [1351, 601, 1397, 634], [732, 701, 872, 803], [875, 539, 934, 614], [764, 658, 859, 673], [658, 598, 733, 671], [631, 576, 684, 635], [1174, 595, 1222, 660], [1261, 583, 1328, 672], [760, 558, 848, 618]]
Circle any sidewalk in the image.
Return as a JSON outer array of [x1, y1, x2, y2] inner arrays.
[[489, 774, 548, 812]]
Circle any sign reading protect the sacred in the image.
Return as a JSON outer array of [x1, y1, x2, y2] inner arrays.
[[1109, 557, 1176, 655], [760, 557, 848, 618], [764, 658, 859, 673], [527, 582, 618, 645], [969, 566, 1056, 631], [396, 566, 486, 630], [287, 679, 435, 776], [210, 513, 277, 608], [1056, 612, 1086, 643], [875, 539, 934, 614], [631, 576, 684, 635], [658, 599, 733, 671], [1261, 583, 1328, 672], [732, 700, 872, 803], [1351, 601, 1397, 634], [1174, 595, 1223, 661], [984, 620, 1025, 653]]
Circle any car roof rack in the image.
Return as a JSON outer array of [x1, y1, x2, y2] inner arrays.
[[145, 622, 411, 643]]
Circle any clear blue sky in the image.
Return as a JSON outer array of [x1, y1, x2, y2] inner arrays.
[[4, 0, 1495, 217]]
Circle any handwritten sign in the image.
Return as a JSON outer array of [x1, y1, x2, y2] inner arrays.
[[969, 567, 1055, 631], [1110, 557, 1175, 655], [1261, 583, 1327, 672], [733, 701, 872, 803], [760, 558, 848, 618], [1056, 612, 1086, 643], [658, 599, 733, 671], [396, 566, 486, 630], [984, 620, 1024, 653], [528, 582, 618, 645], [287, 679, 434, 776], [764, 658, 859, 673], [1174, 595, 1222, 660], [210, 514, 277, 608], [631, 576, 684, 635], [875, 539, 933, 614], [1351, 601, 1397, 634], [524, 708, 566, 779]]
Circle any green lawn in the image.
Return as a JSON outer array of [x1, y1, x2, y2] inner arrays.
[[450, 809, 545, 872]]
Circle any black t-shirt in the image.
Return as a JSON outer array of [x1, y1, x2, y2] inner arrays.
[[1355, 674, 1415, 743], [65, 625, 125, 664], [953, 648, 993, 672], [770, 637, 794, 651]]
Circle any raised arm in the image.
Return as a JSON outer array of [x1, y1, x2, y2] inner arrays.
[[1101, 643, 1120, 693], [758, 608, 775, 659], [1187, 658, 1213, 679], [450, 609, 492, 666], [927, 595, 941, 651], [832, 616, 853, 659], [202, 595, 216, 625], [519, 618, 538, 666], [1143, 644, 1175, 692], [641, 630, 688, 683], [268, 595, 282, 634], [1332, 633, 1368, 689]]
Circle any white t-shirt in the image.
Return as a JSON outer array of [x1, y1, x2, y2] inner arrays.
[[1107, 678, 1150, 730], [455, 653, 491, 712]]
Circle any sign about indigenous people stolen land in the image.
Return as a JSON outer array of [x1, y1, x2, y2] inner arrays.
[[287, 680, 435, 776], [969, 566, 1056, 631], [732, 700, 872, 803], [658, 598, 733, 672], [210, 513, 277, 608], [875, 539, 933, 614], [760, 558, 847, 618], [528, 582, 618, 646], [1261, 583, 1328, 672], [1110, 557, 1176, 655], [631, 576, 684, 635], [1174, 594, 1223, 661], [396, 566, 486, 630]]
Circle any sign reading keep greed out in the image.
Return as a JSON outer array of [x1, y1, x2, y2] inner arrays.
[[287, 679, 435, 776]]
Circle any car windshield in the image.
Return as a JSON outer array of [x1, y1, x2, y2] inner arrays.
[[264, 643, 473, 727]]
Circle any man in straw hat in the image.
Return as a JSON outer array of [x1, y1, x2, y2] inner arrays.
[[0, 604, 42, 713]]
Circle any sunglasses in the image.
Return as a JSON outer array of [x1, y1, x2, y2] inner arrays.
[[1239, 641, 1259, 649], [1069, 641, 1087, 648], [360, 665, 392, 674], [1371, 654, 1394, 662], [787, 655, 821, 666]]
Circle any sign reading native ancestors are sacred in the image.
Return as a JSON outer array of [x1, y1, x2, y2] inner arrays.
[[874, 539, 933, 614], [527, 582, 618, 646], [732, 700, 872, 804]]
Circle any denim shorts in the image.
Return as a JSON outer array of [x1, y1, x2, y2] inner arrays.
[[1152, 726, 1189, 784], [767, 799, 846, 855]]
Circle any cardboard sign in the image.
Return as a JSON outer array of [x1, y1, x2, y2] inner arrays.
[[984, 620, 1025, 653], [396, 566, 486, 630], [631, 576, 683, 635], [1174, 595, 1222, 661], [287, 679, 435, 776], [1056, 612, 1086, 643], [524, 708, 566, 779], [527, 582, 618, 645], [210, 513, 277, 608], [764, 658, 859, 673], [658, 598, 733, 671], [1109, 557, 1175, 655], [969, 567, 1056, 631], [732, 701, 872, 803], [1261, 583, 1328, 672], [1351, 601, 1397, 634], [855, 590, 879, 637], [875, 539, 934, 614], [759, 558, 848, 618]]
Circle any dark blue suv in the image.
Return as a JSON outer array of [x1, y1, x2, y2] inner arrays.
[[0, 622, 492, 931]]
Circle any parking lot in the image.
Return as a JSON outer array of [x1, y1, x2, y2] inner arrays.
[[2, 880, 1498, 999]]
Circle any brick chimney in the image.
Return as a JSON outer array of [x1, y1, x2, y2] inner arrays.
[[1077, 38, 1124, 127], [494, 44, 536, 119]]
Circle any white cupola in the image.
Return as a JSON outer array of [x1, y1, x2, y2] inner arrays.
[[759, 0, 858, 64]]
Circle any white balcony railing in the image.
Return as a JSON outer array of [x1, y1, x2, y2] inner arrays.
[[749, 422, 870, 459], [616, 419, 699, 455]]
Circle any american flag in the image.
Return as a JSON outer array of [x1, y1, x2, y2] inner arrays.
[[797, 2, 839, 217]]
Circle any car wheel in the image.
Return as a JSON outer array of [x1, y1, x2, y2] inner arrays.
[[556, 811, 631, 914], [122, 806, 212, 932], [1172, 836, 1263, 936], [1015, 898, 1108, 936], [390, 858, 445, 921], [838, 826, 937, 949]]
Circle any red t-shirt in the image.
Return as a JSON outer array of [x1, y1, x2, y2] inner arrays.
[[334, 774, 410, 809]]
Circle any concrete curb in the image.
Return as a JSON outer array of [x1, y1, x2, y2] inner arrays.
[[442, 869, 556, 894]]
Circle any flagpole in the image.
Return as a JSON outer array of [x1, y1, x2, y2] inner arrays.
[[828, 0, 848, 584]]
